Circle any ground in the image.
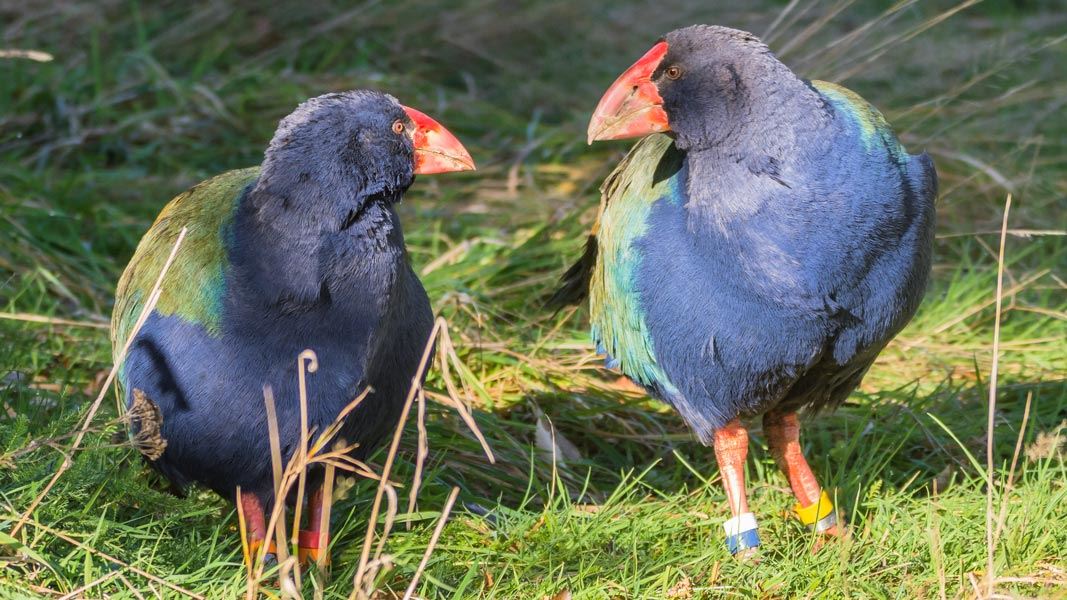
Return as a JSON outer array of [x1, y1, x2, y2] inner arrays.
[[1, 1, 1065, 598]]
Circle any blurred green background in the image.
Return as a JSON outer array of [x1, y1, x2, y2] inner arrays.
[[1, 1, 1065, 598]]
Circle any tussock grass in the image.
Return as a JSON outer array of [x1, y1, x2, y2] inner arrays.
[[1, 1, 1065, 598]]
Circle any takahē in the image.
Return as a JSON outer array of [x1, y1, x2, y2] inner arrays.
[[552, 25, 936, 557], [111, 90, 474, 563]]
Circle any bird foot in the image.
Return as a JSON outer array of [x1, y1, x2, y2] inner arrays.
[[734, 546, 762, 563], [248, 539, 279, 570], [811, 522, 848, 551]]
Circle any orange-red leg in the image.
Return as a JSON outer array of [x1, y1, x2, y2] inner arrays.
[[239, 491, 276, 564], [763, 411, 840, 535], [298, 486, 328, 566], [713, 419, 760, 557]]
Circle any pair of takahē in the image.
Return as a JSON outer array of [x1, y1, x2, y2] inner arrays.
[[112, 25, 935, 562]]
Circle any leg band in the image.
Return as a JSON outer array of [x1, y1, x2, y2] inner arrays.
[[298, 530, 323, 549], [795, 490, 834, 527], [298, 530, 328, 565], [813, 511, 838, 533], [723, 512, 760, 555]]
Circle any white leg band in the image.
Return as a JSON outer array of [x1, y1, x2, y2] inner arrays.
[[723, 512, 758, 537]]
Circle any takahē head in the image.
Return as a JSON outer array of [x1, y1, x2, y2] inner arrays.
[[257, 90, 474, 210], [587, 25, 784, 150]]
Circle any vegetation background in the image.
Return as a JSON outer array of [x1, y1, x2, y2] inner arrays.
[[1, 0, 1065, 597]]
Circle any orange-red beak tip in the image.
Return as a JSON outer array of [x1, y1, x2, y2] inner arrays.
[[401, 105, 476, 175]]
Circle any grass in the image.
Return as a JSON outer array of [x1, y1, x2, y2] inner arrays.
[[1, 0, 1066, 597]]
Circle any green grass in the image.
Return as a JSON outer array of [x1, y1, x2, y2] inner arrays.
[[2, 1, 1066, 598]]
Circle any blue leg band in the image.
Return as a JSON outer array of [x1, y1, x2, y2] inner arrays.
[[725, 528, 761, 555], [723, 512, 760, 555]]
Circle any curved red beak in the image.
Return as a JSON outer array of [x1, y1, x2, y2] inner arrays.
[[587, 41, 671, 144], [401, 106, 476, 175]]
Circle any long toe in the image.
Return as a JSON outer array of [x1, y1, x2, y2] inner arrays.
[[735, 546, 762, 564]]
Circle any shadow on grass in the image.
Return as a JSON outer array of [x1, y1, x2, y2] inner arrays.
[[433, 372, 1067, 521]]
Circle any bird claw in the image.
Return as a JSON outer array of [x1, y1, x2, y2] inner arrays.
[[734, 546, 762, 563]]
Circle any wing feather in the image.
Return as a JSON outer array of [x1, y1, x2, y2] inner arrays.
[[111, 168, 259, 365]]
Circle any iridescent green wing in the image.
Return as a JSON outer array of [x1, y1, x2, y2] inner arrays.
[[811, 80, 907, 163], [589, 133, 682, 390], [110, 168, 259, 363]]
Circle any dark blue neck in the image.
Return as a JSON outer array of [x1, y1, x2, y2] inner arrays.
[[227, 183, 406, 310]]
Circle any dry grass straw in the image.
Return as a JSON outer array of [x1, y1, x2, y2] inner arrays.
[[351, 318, 444, 596], [0, 417, 123, 469], [434, 328, 496, 464], [406, 386, 429, 526], [56, 571, 120, 599], [406, 324, 499, 522], [993, 390, 1033, 556], [116, 572, 147, 600], [0, 48, 53, 61], [402, 486, 460, 600], [235, 316, 492, 598], [0, 311, 108, 329], [371, 482, 399, 572], [262, 385, 293, 573], [317, 463, 335, 573], [236, 484, 255, 600], [983, 195, 1010, 599], [350, 317, 494, 598], [291, 350, 316, 558], [823, 0, 983, 82], [931, 269, 1049, 335], [928, 478, 947, 600], [8, 227, 188, 539]]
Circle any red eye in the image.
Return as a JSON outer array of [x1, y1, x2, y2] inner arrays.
[[665, 65, 682, 80], [392, 120, 406, 134]]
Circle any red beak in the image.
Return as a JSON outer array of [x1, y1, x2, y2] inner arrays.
[[587, 41, 671, 144], [401, 106, 476, 175]]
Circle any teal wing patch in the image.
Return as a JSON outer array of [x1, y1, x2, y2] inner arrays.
[[812, 80, 907, 163], [590, 134, 683, 393], [111, 168, 259, 363]]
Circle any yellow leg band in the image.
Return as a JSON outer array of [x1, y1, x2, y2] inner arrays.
[[794, 490, 834, 526]]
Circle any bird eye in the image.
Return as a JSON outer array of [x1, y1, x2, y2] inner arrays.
[[665, 65, 683, 80], [392, 120, 406, 134]]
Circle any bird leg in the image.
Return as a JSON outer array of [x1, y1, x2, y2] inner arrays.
[[763, 410, 840, 536], [298, 486, 328, 566], [713, 419, 760, 557], [239, 490, 276, 567]]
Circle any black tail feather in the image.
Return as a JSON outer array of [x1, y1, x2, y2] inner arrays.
[[545, 234, 597, 312]]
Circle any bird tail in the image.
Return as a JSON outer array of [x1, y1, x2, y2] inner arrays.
[[545, 234, 597, 312]]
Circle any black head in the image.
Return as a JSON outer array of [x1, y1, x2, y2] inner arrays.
[[658, 26, 780, 147], [588, 26, 793, 149], [256, 90, 474, 212]]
